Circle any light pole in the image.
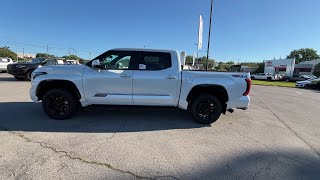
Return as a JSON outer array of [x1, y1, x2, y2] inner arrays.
[[206, 0, 214, 71]]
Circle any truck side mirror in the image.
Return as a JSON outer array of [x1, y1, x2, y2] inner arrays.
[[92, 60, 100, 69]]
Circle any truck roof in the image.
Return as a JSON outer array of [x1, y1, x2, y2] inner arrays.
[[111, 48, 177, 53]]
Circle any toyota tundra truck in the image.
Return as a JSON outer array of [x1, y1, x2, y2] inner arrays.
[[30, 48, 251, 124]]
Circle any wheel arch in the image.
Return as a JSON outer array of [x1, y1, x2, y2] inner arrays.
[[186, 84, 229, 113], [36, 80, 81, 101]]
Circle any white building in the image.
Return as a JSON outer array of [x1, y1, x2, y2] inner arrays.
[[264, 59, 320, 76], [264, 58, 295, 76], [17, 53, 36, 59], [294, 59, 320, 75]]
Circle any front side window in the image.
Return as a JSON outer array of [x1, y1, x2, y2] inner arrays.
[[91, 51, 136, 70], [138, 52, 172, 70]]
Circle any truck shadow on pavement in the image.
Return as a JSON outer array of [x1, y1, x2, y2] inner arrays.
[[0, 102, 207, 133], [189, 150, 320, 180]]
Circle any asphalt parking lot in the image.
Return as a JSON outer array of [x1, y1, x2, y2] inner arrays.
[[0, 73, 319, 180]]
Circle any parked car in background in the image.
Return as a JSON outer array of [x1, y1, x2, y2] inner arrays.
[[67, 60, 80, 64], [0, 57, 14, 72], [308, 75, 317, 79], [285, 74, 311, 82], [251, 73, 279, 81], [296, 78, 320, 88], [305, 79, 320, 89], [7, 58, 67, 81], [296, 80, 313, 88]]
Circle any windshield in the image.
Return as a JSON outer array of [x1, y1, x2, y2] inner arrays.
[[31, 58, 46, 64]]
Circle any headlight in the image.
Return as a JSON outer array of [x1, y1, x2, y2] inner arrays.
[[32, 72, 47, 80], [16, 65, 26, 68]]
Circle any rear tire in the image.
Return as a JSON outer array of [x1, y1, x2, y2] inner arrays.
[[14, 76, 26, 81], [42, 89, 78, 120], [190, 94, 223, 124], [267, 77, 272, 81]]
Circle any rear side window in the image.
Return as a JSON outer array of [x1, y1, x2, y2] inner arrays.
[[139, 52, 172, 70]]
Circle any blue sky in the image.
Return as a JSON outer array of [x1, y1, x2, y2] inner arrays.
[[1, 0, 320, 62]]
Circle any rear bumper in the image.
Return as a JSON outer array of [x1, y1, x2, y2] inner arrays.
[[227, 96, 250, 110]]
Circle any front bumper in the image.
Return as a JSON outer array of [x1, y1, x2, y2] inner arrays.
[[29, 82, 38, 102], [7, 69, 26, 76]]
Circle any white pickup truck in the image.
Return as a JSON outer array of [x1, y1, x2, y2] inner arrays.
[[30, 48, 250, 124], [251, 73, 279, 81]]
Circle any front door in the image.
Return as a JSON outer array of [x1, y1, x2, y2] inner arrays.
[[83, 50, 138, 105], [132, 51, 180, 106]]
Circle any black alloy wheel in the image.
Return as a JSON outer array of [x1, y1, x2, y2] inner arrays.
[[191, 94, 222, 124], [42, 89, 77, 120]]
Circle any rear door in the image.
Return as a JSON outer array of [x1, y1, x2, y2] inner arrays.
[[132, 51, 180, 106]]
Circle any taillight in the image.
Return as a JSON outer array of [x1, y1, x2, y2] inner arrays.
[[243, 78, 251, 96]]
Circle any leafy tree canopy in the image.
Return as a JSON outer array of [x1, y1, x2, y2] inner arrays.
[[313, 63, 320, 77], [0, 46, 17, 60], [36, 53, 54, 58], [287, 48, 320, 64], [63, 54, 82, 60]]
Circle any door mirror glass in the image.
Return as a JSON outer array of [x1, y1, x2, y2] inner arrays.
[[92, 59, 100, 69]]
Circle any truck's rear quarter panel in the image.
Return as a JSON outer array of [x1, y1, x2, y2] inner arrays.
[[179, 71, 250, 110]]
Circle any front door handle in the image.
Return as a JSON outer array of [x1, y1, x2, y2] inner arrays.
[[120, 74, 131, 78], [165, 75, 176, 80]]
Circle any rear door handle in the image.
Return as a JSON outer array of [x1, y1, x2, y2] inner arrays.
[[165, 75, 176, 80], [120, 74, 131, 78]]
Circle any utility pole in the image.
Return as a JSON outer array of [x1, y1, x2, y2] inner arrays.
[[89, 52, 92, 60], [46, 44, 49, 54], [206, 0, 214, 71], [22, 48, 24, 59]]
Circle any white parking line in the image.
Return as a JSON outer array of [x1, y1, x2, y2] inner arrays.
[[296, 91, 303, 95]]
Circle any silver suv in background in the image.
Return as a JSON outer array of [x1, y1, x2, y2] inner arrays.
[[0, 57, 14, 72]]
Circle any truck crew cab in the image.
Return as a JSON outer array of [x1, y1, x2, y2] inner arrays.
[[30, 48, 251, 124]]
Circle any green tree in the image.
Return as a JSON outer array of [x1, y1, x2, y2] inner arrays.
[[63, 54, 85, 64], [226, 61, 235, 65], [240, 62, 259, 67], [36, 53, 54, 58], [0, 46, 17, 60], [313, 63, 320, 77], [287, 48, 320, 63], [63, 54, 82, 60], [254, 62, 265, 73], [185, 55, 193, 65]]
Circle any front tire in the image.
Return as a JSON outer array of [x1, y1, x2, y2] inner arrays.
[[190, 94, 223, 124], [26, 70, 32, 81], [42, 89, 77, 120]]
